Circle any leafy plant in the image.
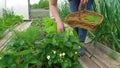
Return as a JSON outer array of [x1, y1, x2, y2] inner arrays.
[[43, 18, 57, 33], [7, 26, 41, 50], [30, 4, 39, 9], [0, 9, 23, 39], [38, 0, 49, 9], [0, 26, 41, 68], [82, 15, 100, 23], [31, 18, 44, 28], [30, 0, 49, 9], [89, 0, 120, 52], [39, 31, 82, 68], [31, 13, 49, 18], [0, 18, 82, 68]]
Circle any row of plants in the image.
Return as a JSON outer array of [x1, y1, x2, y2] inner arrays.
[[0, 18, 83, 68], [0, 9, 23, 39], [91, 0, 120, 52], [30, 0, 49, 9], [30, 13, 49, 19]]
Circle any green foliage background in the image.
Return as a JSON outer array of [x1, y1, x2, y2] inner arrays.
[[30, 0, 49, 9]]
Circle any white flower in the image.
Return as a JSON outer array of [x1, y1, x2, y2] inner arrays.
[[53, 51, 56, 54], [52, 50, 56, 54], [60, 52, 66, 57], [62, 53, 65, 56], [75, 52, 78, 54], [47, 55, 50, 60], [59, 54, 62, 57]]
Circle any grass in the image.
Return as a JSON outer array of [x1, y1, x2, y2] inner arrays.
[[89, 0, 120, 52], [108, 52, 119, 60]]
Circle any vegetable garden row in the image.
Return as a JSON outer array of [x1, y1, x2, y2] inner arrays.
[[0, 10, 23, 39], [0, 0, 120, 67], [0, 11, 83, 67]]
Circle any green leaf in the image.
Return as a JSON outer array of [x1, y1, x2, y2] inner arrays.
[[62, 59, 71, 68], [0, 51, 5, 56], [74, 64, 82, 68], [19, 40, 25, 45], [67, 51, 73, 57], [73, 43, 79, 50], [62, 62, 68, 68], [29, 58, 38, 64], [48, 60, 52, 66], [36, 48, 42, 53], [111, 32, 120, 48], [37, 61, 42, 66], [22, 63, 28, 68], [7, 41, 14, 47], [9, 64, 17, 68], [65, 42, 72, 47], [0, 61, 5, 68], [17, 49, 33, 56]]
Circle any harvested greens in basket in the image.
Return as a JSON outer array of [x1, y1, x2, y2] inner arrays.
[[82, 15, 100, 23]]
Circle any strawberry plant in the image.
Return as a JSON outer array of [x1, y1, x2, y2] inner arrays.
[[39, 31, 82, 68], [0, 26, 41, 68], [0, 18, 82, 68]]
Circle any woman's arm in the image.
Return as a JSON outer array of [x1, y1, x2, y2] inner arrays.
[[49, 0, 64, 32]]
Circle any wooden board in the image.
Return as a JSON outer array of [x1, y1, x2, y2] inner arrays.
[[85, 43, 120, 68]]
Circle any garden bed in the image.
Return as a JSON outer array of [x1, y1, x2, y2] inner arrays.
[[0, 22, 31, 51], [0, 17, 120, 68], [0, 10, 23, 39], [0, 18, 83, 68]]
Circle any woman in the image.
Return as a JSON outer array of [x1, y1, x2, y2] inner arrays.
[[49, 0, 93, 56]]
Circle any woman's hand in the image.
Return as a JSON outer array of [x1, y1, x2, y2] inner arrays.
[[81, 0, 88, 4], [49, 0, 64, 33], [57, 21, 64, 32]]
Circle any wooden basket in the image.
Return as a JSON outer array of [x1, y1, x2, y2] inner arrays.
[[65, 3, 104, 31]]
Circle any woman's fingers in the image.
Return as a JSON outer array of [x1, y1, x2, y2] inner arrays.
[[57, 22, 64, 32]]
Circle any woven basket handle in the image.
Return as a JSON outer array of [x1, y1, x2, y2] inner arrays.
[[78, 2, 87, 16]]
